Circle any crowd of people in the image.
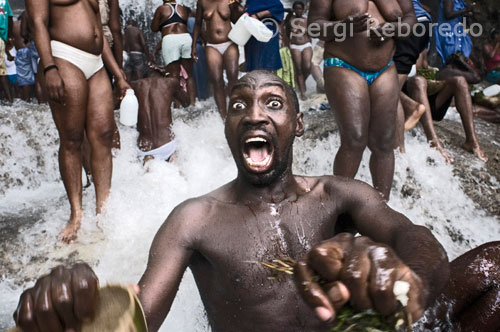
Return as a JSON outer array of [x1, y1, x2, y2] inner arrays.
[[2, 0, 500, 331]]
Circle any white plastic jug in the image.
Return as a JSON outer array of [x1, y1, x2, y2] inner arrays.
[[120, 89, 139, 127], [229, 14, 252, 46], [244, 16, 273, 42], [483, 84, 500, 97]]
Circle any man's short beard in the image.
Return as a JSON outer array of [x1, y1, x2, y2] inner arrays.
[[239, 159, 289, 187]]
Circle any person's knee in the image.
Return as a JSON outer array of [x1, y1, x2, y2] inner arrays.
[[368, 130, 395, 153], [88, 125, 115, 147], [60, 130, 84, 150], [341, 130, 368, 151], [449, 76, 469, 92], [408, 75, 427, 92]]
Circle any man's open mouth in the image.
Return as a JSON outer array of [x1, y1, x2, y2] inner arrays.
[[242, 137, 274, 173]]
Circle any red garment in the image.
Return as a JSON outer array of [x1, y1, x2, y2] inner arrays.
[[484, 44, 500, 71]]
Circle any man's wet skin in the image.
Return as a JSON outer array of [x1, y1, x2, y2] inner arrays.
[[192, 0, 239, 118], [14, 72, 449, 332], [131, 70, 189, 152], [308, 0, 416, 200], [286, 2, 312, 100], [27, 0, 130, 243], [124, 22, 150, 81]]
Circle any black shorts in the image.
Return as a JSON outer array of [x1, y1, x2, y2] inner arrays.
[[402, 82, 453, 121], [394, 20, 431, 75], [429, 93, 453, 121]]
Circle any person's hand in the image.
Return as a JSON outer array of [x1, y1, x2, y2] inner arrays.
[[192, 48, 198, 62], [44, 68, 66, 105], [13, 263, 99, 332], [7, 51, 14, 62], [116, 78, 132, 99], [295, 233, 426, 324], [340, 13, 370, 34], [369, 22, 395, 42]]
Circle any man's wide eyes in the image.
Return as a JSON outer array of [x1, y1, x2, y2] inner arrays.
[[232, 102, 246, 110], [267, 99, 283, 109]]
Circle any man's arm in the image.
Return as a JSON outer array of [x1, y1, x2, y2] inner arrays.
[[342, 179, 449, 304], [443, 0, 472, 20], [108, 0, 123, 68], [138, 200, 200, 332], [191, 3, 203, 61], [139, 30, 150, 63]]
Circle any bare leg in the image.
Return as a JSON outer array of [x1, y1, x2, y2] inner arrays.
[[395, 74, 408, 153], [324, 66, 370, 179], [301, 46, 313, 85], [81, 132, 92, 188], [86, 68, 115, 215], [400, 91, 425, 130], [0, 75, 13, 103], [181, 58, 196, 106], [368, 64, 399, 200], [46, 59, 89, 243], [311, 64, 324, 93], [437, 76, 487, 162], [405, 76, 453, 163], [223, 44, 239, 106], [290, 48, 306, 100], [205, 46, 227, 118]]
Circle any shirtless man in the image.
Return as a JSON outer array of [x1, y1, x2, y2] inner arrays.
[[308, 0, 416, 200], [26, 0, 131, 243], [151, 0, 195, 106], [13, 71, 451, 332], [192, 0, 239, 118], [286, 1, 313, 100], [131, 67, 189, 161], [123, 19, 150, 82]]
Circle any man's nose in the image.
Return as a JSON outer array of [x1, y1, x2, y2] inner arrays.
[[243, 102, 269, 126]]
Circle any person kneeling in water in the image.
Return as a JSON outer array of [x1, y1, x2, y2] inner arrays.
[[13, 71, 500, 332], [131, 65, 189, 163]]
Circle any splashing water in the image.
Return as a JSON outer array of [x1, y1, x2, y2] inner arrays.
[[0, 98, 499, 331]]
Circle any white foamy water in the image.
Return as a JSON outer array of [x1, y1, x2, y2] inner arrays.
[[1, 99, 499, 331]]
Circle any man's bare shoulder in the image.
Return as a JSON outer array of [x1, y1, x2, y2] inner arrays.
[[311, 175, 381, 201]]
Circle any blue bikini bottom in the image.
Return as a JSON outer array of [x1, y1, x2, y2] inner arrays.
[[324, 56, 393, 86]]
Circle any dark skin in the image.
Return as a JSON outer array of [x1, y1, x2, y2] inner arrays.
[[308, 0, 416, 200], [0, 12, 13, 103], [27, 0, 131, 243], [151, 1, 196, 105], [107, 0, 123, 68], [123, 22, 150, 81], [192, 0, 240, 118], [443, 0, 476, 20], [285, 2, 313, 100], [12, 19, 34, 102], [13, 71, 449, 332], [483, 32, 500, 78], [131, 69, 189, 153]]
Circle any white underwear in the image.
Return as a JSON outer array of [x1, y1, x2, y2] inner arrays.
[[206, 41, 234, 56], [51, 40, 104, 79], [138, 139, 177, 161], [290, 42, 312, 52]]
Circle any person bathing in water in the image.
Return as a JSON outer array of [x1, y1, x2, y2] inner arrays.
[[132, 66, 189, 163], [151, 0, 196, 106], [192, 0, 239, 118], [13, 71, 500, 332], [285, 1, 313, 101], [308, 0, 416, 200], [26, 0, 131, 243]]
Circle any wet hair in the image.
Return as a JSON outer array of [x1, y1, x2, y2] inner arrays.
[[233, 70, 300, 114], [293, 1, 305, 9]]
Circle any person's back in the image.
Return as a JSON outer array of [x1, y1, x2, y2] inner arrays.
[[124, 25, 146, 53]]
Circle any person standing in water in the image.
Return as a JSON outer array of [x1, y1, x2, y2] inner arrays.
[[308, 0, 417, 200], [123, 19, 150, 82], [192, 0, 239, 118], [26, 0, 131, 243], [151, 0, 196, 106], [286, 1, 313, 100]]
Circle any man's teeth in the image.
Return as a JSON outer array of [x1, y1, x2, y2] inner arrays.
[[245, 155, 271, 167], [245, 137, 267, 143]]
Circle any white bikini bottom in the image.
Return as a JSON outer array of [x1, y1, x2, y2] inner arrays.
[[138, 139, 177, 161], [206, 40, 234, 56], [51, 40, 104, 79]]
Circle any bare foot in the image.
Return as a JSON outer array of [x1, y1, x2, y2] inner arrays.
[[59, 211, 83, 244], [404, 103, 426, 131], [462, 141, 488, 162], [430, 140, 454, 163]]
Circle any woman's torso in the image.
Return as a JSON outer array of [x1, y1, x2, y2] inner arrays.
[[159, 2, 189, 37], [200, 0, 232, 44]]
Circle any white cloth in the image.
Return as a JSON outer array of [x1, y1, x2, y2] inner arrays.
[[161, 33, 192, 66], [5, 46, 16, 75], [290, 42, 312, 52], [51, 40, 103, 79], [138, 140, 177, 161]]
